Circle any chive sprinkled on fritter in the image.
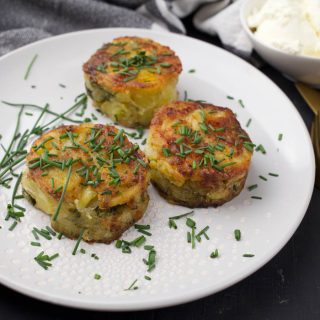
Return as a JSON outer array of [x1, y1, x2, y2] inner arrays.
[[146, 101, 253, 207]]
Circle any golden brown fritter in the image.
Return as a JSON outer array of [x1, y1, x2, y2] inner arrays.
[[145, 101, 253, 207], [22, 123, 150, 243], [83, 36, 182, 128]]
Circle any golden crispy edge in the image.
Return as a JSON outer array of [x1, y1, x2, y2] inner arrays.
[[83, 36, 182, 91]]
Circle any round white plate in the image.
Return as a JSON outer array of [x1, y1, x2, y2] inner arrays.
[[0, 28, 315, 311]]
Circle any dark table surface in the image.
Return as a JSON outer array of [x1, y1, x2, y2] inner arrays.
[[0, 17, 319, 320]]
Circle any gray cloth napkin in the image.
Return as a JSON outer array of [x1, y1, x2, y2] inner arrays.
[[0, 0, 250, 57]]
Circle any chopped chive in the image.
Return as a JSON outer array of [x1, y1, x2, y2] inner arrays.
[[238, 99, 245, 108], [131, 235, 146, 247], [168, 218, 177, 229], [188, 69, 196, 73], [45, 226, 56, 236], [124, 279, 138, 291], [147, 250, 156, 271], [49, 253, 59, 261], [53, 186, 63, 194], [31, 241, 41, 247], [33, 227, 52, 240], [96, 64, 106, 73], [169, 211, 194, 220], [34, 251, 53, 270], [175, 137, 184, 144], [269, 173, 279, 177], [278, 133, 283, 141], [134, 224, 150, 230], [80, 248, 86, 254], [144, 245, 154, 250], [137, 158, 147, 168], [72, 229, 85, 255], [162, 148, 171, 157], [210, 249, 219, 258], [259, 175, 267, 181], [137, 229, 152, 236], [246, 118, 252, 127], [187, 231, 191, 243], [160, 62, 171, 68], [243, 254, 255, 257], [234, 229, 241, 241], [32, 230, 39, 240], [184, 90, 188, 101], [247, 184, 258, 191], [141, 138, 147, 145], [256, 144, 266, 154], [191, 227, 195, 249], [227, 96, 234, 100], [144, 275, 151, 281], [24, 54, 38, 80], [186, 218, 196, 228], [251, 196, 262, 200], [133, 164, 139, 175], [243, 142, 255, 152], [11, 172, 22, 205], [52, 165, 72, 221], [115, 240, 122, 248], [9, 221, 18, 231], [57, 232, 63, 240], [94, 274, 101, 280]]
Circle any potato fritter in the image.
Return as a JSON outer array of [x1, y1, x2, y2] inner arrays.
[[22, 123, 150, 243], [145, 101, 253, 207], [83, 36, 182, 128]]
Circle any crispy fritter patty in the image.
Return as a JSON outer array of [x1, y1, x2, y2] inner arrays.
[[22, 123, 150, 243], [145, 101, 253, 207], [83, 36, 182, 128]]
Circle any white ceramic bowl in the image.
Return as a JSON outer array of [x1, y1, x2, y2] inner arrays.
[[240, 0, 320, 88]]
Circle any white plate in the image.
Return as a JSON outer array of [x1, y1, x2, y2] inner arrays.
[[0, 28, 314, 311]]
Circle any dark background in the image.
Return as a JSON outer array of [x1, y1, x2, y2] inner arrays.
[[0, 16, 319, 320]]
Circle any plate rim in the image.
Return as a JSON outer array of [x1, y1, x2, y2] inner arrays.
[[0, 27, 315, 311]]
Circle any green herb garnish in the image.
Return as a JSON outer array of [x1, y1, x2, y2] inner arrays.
[[24, 54, 38, 80]]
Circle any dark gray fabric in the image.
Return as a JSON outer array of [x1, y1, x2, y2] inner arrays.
[[0, 0, 250, 57], [0, 0, 153, 56]]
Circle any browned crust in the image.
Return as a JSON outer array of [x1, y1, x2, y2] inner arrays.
[[83, 36, 182, 91]]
